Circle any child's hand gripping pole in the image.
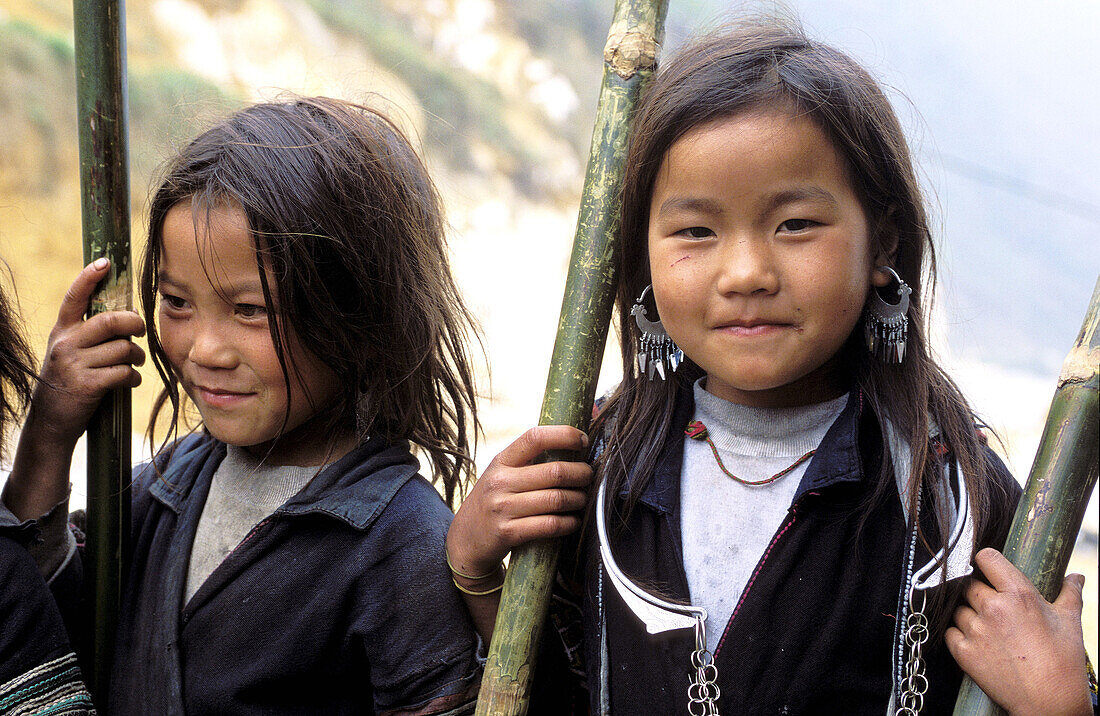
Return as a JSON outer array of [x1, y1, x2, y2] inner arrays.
[[475, 1, 669, 713], [448, 427, 593, 640], [952, 276, 1100, 716], [948, 549, 1091, 716], [4, 262, 144, 519], [73, 0, 132, 701]]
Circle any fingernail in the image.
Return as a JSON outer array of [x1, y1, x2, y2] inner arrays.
[[94, 257, 109, 269], [580, 434, 590, 448]]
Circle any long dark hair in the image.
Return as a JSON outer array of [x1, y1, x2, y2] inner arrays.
[[140, 96, 481, 505], [596, 20, 1007, 616], [0, 273, 35, 457]]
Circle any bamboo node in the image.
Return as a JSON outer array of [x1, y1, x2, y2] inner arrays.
[[90, 270, 133, 314], [476, 660, 531, 714], [604, 24, 658, 80], [1057, 344, 1100, 388]]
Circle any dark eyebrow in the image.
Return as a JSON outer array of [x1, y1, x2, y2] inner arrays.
[[157, 271, 263, 297], [226, 280, 264, 296], [157, 272, 184, 290], [656, 196, 725, 217], [762, 187, 839, 215]]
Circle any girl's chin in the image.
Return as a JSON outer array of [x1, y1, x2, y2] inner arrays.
[[703, 374, 846, 408], [204, 427, 273, 451], [705, 385, 798, 408]]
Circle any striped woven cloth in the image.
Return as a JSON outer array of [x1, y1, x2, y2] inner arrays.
[[0, 652, 95, 715]]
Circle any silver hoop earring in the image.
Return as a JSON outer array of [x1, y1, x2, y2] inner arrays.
[[631, 285, 683, 381], [864, 266, 911, 364]]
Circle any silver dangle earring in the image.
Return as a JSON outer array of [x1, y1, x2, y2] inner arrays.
[[864, 266, 912, 364], [631, 285, 683, 381]]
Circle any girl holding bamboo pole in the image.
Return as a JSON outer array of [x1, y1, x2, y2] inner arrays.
[[449, 20, 1094, 715], [3, 97, 484, 714]]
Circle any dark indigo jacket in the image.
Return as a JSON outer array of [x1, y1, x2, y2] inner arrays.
[[0, 508, 94, 713], [54, 433, 480, 715], [535, 390, 1021, 715]]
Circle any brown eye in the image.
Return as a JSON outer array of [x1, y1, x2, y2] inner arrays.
[[778, 219, 818, 233], [678, 226, 715, 239], [161, 294, 188, 311], [235, 304, 267, 319]]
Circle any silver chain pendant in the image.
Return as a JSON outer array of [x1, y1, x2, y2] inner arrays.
[[895, 592, 930, 715], [688, 618, 721, 715]]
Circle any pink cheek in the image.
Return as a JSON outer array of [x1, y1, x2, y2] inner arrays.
[[670, 254, 691, 268]]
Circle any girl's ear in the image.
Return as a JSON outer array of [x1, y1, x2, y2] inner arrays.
[[869, 243, 899, 288], [870, 263, 894, 288], [870, 209, 900, 288]]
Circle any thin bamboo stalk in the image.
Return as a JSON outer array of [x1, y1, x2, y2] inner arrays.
[[73, 0, 132, 702], [475, 1, 668, 713], [953, 276, 1100, 716]]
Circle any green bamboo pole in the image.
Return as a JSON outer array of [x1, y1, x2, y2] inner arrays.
[[73, 0, 132, 702], [953, 276, 1100, 716], [475, 1, 668, 713]]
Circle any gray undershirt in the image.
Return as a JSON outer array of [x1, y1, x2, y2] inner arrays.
[[681, 380, 848, 652], [184, 446, 318, 604]]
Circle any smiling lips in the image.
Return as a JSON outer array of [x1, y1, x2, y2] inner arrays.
[[194, 385, 254, 408], [714, 319, 793, 336]]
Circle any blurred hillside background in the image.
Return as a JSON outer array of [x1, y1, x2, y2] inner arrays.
[[0, 0, 1096, 660]]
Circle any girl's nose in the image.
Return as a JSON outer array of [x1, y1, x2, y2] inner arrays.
[[714, 235, 779, 296], [188, 321, 237, 369]]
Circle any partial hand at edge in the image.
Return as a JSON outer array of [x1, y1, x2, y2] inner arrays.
[[946, 547, 1092, 716]]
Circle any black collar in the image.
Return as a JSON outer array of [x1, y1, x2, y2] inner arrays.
[[148, 433, 421, 531], [620, 386, 866, 516]]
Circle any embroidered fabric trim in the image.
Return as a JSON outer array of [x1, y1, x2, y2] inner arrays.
[[0, 652, 95, 715]]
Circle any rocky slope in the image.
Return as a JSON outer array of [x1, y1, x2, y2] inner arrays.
[[0, 0, 616, 437]]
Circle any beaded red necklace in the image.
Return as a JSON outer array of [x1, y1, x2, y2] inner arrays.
[[684, 420, 817, 486]]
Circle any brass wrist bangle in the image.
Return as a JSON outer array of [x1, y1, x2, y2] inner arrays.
[[452, 576, 505, 597], [446, 550, 501, 582]]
